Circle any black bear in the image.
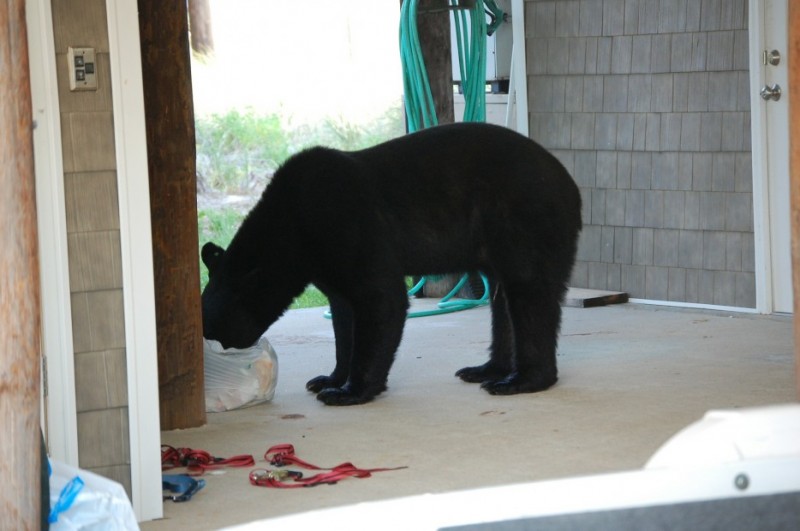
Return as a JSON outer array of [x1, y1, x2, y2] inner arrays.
[[201, 122, 582, 406]]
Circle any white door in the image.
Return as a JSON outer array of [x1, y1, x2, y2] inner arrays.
[[750, 0, 792, 313]]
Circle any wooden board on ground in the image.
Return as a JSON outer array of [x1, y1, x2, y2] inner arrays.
[[565, 288, 629, 308]]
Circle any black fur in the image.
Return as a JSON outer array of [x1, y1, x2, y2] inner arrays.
[[201, 122, 582, 406]]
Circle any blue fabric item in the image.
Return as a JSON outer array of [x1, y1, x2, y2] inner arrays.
[[162, 474, 206, 502]]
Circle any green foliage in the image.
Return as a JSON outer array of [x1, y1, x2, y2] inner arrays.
[[195, 109, 290, 194], [196, 104, 406, 309]]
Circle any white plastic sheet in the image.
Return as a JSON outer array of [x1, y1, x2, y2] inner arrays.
[[204, 336, 278, 412], [49, 459, 139, 530]]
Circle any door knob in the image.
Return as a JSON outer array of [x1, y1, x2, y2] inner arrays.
[[760, 83, 782, 101]]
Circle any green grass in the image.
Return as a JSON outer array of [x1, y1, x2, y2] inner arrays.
[[197, 105, 405, 309]]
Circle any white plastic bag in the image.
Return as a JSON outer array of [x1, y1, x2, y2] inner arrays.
[[49, 459, 139, 530], [204, 336, 279, 412]]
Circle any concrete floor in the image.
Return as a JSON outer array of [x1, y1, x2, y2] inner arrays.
[[141, 299, 795, 530]]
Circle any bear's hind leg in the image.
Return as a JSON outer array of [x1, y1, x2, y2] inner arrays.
[[306, 293, 352, 393], [482, 283, 561, 395], [316, 279, 408, 405], [456, 280, 514, 384]]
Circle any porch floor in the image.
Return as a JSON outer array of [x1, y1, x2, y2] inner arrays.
[[141, 299, 795, 530]]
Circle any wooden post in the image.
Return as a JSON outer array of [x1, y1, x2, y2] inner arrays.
[[0, 0, 43, 526], [789, 0, 800, 400], [138, 0, 206, 429]]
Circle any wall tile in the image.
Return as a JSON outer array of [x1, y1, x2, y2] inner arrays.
[[632, 113, 648, 150], [597, 37, 613, 73], [527, 38, 549, 75], [645, 266, 669, 299], [578, 225, 602, 261], [591, 189, 607, 224], [597, 151, 618, 189], [651, 34, 672, 73], [614, 227, 633, 263], [67, 231, 123, 292], [579, 0, 604, 36], [725, 232, 743, 271], [631, 152, 652, 189], [712, 153, 736, 192], [52, 0, 109, 52], [720, 0, 747, 30], [644, 190, 664, 227], [668, 267, 687, 300], [734, 152, 753, 192], [703, 231, 727, 270], [574, 151, 598, 187], [630, 35, 652, 73], [623, 0, 639, 34], [565, 78, 584, 111], [670, 33, 692, 72], [625, 189, 645, 226], [617, 151, 633, 188], [77, 408, 129, 468], [611, 36, 632, 73], [595, 114, 618, 150], [699, 112, 722, 151], [65, 111, 117, 172], [603, 0, 625, 36], [678, 230, 704, 269], [652, 153, 679, 190], [548, 38, 571, 75], [556, 1, 581, 37], [660, 114, 682, 151], [683, 191, 701, 229], [663, 191, 686, 228], [690, 33, 708, 71], [685, 0, 702, 31], [607, 263, 622, 291], [687, 72, 709, 111], [583, 76, 604, 111], [616, 114, 635, 150], [654, 229, 680, 266], [685, 269, 699, 302], [621, 264, 646, 297], [725, 192, 753, 232], [568, 38, 588, 74], [601, 227, 616, 263], [531, 2, 557, 37], [570, 261, 589, 286], [56, 53, 113, 113], [706, 31, 734, 71], [735, 272, 756, 307], [713, 271, 737, 306], [645, 113, 661, 151], [627, 75, 652, 112], [721, 112, 744, 151], [700, 0, 722, 32], [64, 172, 119, 233], [606, 189, 626, 225], [638, 0, 660, 34], [571, 113, 596, 149], [692, 152, 713, 191], [632, 228, 654, 265], [651, 74, 674, 112], [673, 73, 690, 111], [707, 72, 738, 111], [699, 192, 726, 230], [588, 261, 609, 290]]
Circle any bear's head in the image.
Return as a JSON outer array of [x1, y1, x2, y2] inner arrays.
[[201, 241, 270, 349]]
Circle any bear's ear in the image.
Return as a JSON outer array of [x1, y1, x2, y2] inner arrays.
[[201, 242, 226, 275]]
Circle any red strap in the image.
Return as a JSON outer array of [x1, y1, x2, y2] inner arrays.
[[251, 444, 407, 488], [161, 445, 255, 476]]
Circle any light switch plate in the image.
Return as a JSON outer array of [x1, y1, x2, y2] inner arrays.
[[67, 47, 97, 91]]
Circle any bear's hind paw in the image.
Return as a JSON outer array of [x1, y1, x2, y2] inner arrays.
[[315, 382, 386, 406]]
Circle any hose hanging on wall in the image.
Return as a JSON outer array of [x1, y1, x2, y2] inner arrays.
[[398, 0, 503, 317]]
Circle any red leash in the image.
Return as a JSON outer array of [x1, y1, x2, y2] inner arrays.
[[249, 444, 407, 488], [161, 445, 255, 476]]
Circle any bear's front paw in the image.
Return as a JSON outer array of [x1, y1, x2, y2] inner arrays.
[[315, 382, 386, 406], [306, 374, 345, 393], [455, 361, 511, 384], [481, 370, 557, 395]]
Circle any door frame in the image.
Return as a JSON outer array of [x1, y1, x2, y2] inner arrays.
[[749, 0, 793, 314], [26, 0, 163, 521]]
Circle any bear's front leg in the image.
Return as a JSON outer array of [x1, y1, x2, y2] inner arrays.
[[315, 284, 408, 406], [306, 293, 352, 393]]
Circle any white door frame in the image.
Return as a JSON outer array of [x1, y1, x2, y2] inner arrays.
[[105, 0, 162, 521], [749, 0, 793, 314], [27, 0, 163, 521], [26, 0, 79, 466]]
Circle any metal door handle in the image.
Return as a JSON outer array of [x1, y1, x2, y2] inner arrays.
[[760, 84, 782, 101]]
